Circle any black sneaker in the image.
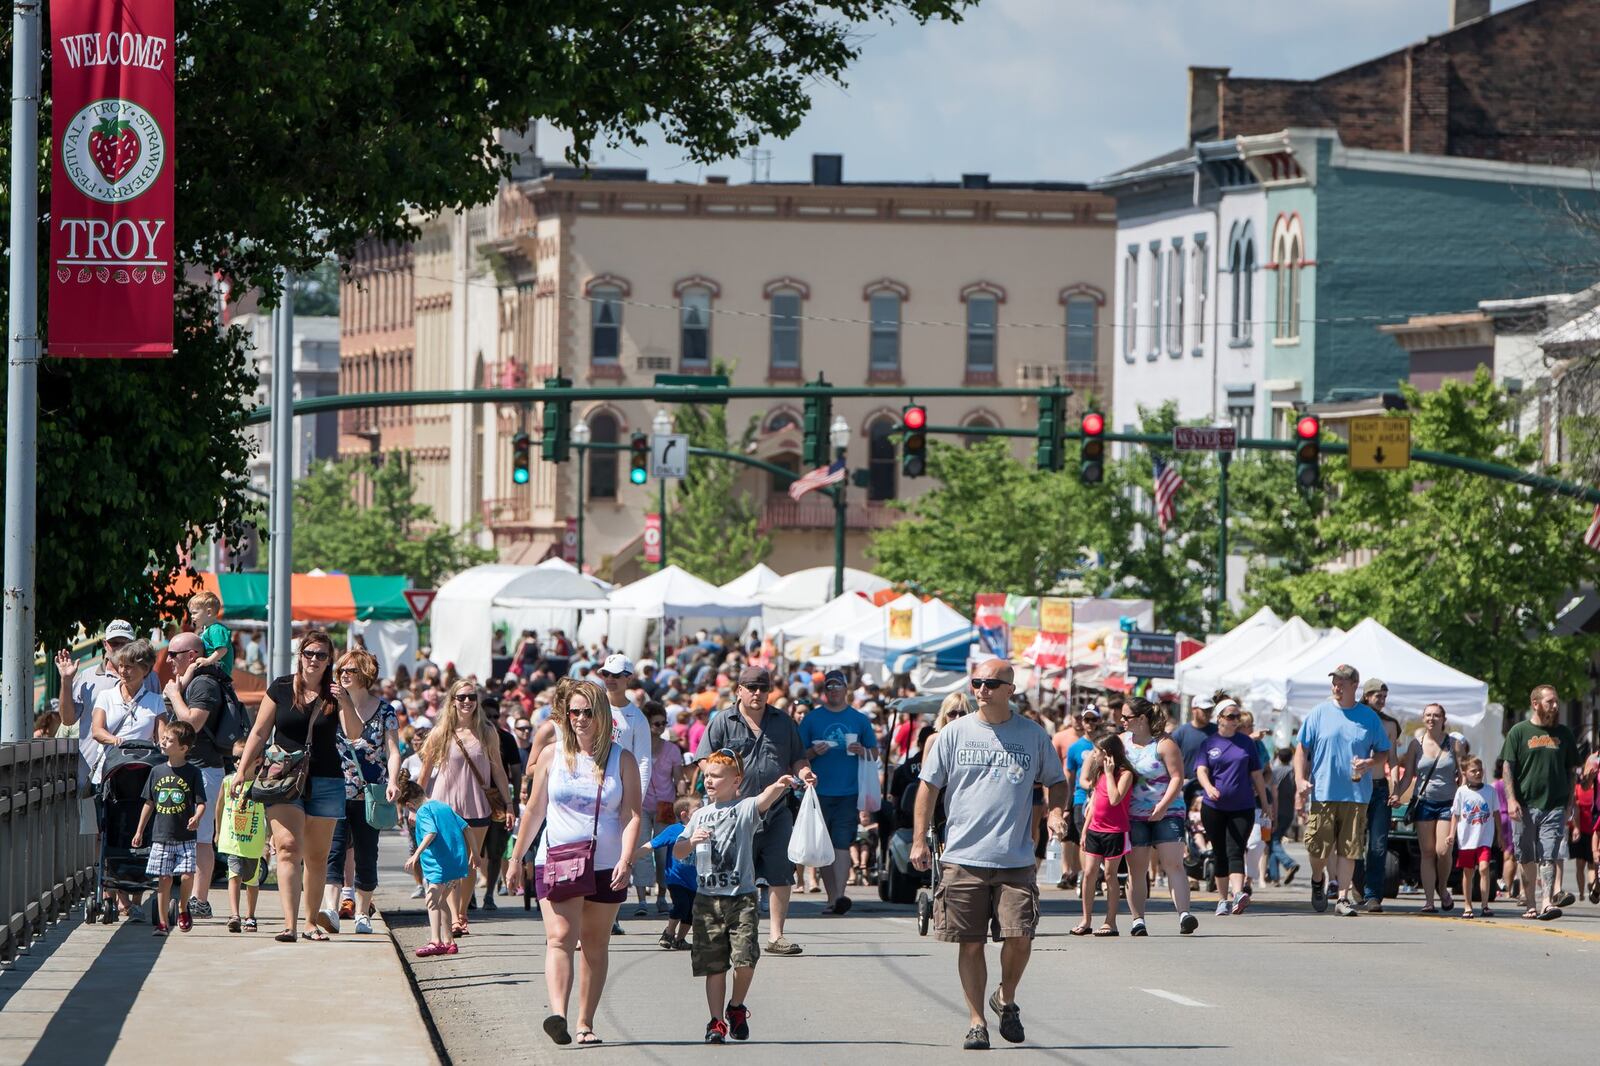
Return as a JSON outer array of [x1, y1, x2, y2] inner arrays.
[[963, 1025, 991, 1051], [726, 1003, 751, 1041], [1311, 879, 1328, 913], [830, 896, 854, 915], [705, 1018, 728, 1044], [1129, 918, 1148, 936], [1283, 863, 1299, 885], [987, 992, 1024, 1043], [1178, 912, 1198, 935]]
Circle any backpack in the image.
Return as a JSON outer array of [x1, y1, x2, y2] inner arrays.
[[192, 665, 249, 758]]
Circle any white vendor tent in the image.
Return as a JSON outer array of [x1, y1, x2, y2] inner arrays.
[[1183, 616, 1319, 698], [757, 566, 892, 628], [608, 565, 762, 620], [720, 563, 781, 599], [433, 564, 611, 680], [812, 594, 971, 670], [1242, 627, 1345, 716], [535, 555, 614, 591], [773, 592, 883, 660], [1173, 606, 1281, 695]]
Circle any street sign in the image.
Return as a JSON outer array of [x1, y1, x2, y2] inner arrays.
[[643, 514, 662, 563], [1126, 632, 1177, 679], [1348, 416, 1411, 470], [562, 518, 578, 564], [1173, 426, 1237, 451], [403, 589, 437, 624], [651, 433, 688, 479]]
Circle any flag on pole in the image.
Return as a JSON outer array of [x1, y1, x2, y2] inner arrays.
[[1584, 503, 1600, 551], [1153, 457, 1184, 531], [788, 458, 847, 501]]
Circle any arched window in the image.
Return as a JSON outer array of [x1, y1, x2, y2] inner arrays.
[[965, 294, 998, 375], [1165, 244, 1183, 355], [680, 286, 712, 367], [864, 280, 907, 375], [1191, 240, 1208, 353], [769, 288, 802, 373], [590, 285, 622, 364], [1122, 250, 1139, 360], [1066, 297, 1096, 371], [962, 413, 997, 448], [1229, 223, 1254, 344], [867, 417, 898, 501], [587, 412, 619, 500], [1271, 214, 1303, 342], [764, 408, 800, 434]]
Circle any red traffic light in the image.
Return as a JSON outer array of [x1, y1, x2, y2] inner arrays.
[[902, 405, 927, 431], [1081, 411, 1105, 437], [1296, 415, 1321, 440]]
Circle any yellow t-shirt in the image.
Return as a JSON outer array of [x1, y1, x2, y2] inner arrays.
[[217, 773, 267, 859]]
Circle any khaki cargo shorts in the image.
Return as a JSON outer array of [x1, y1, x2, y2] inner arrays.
[[934, 863, 1040, 943], [1305, 800, 1368, 861], [691, 892, 760, 976]]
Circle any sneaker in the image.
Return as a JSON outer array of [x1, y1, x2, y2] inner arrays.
[[1361, 897, 1383, 914], [314, 908, 340, 935], [673, 936, 689, 950], [496, 883, 509, 896], [415, 942, 446, 958], [726, 1003, 751, 1041], [338, 898, 356, 921], [1334, 898, 1359, 917], [1327, 879, 1340, 900], [1231, 892, 1249, 916], [1178, 912, 1198, 935], [354, 914, 374, 935], [152, 923, 168, 937], [705, 1019, 728, 1044], [962, 1025, 991, 1051], [987, 992, 1024, 1044], [125, 908, 146, 924], [656, 898, 670, 914], [829, 896, 854, 915], [659, 932, 674, 949], [1311, 880, 1328, 913], [409, 885, 426, 900], [177, 910, 193, 932], [766, 936, 803, 956], [1129, 918, 1147, 937], [612, 921, 624, 935], [1283, 863, 1300, 885], [188, 898, 212, 919], [1215, 899, 1230, 917], [482, 896, 498, 911], [634, 904, 648, 917]]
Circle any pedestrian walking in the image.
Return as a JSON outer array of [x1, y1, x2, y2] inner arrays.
[[234, 628, 347, 943], [162, 631, 236, 921], [509, 678, 642, 1047], [1072, 734, 1135, 937], [1294, 665, 1391, 917], [911, 659, 1067, 1051], [89, 639, 164, 787], [322, 648, 401, 934], [1119, 697, 1196, 935], [635, 795, 700, 949], [55, 619, 157, 792], [1406, 703, 1464, 914], [216, 740, 266, 933], [640, 701, 683, 917], [799, 669, 877, 915], [1266, 745, 1301, 885], [1450, 756, 1501, 918], [1500, 685, 1580, 920], [1356, 679, 1404, 911], [597, 655, 655, 919], [402, 776, 469, 958], [1196, 699, 1271, 916], [130, 720, 207, 936]]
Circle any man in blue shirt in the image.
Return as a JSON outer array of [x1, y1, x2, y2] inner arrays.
[[1293, 664, 1391, 916], [798, 669, 877, 914], [1064, 705, 1107, 839]]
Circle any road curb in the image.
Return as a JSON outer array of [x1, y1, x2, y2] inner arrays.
[[380, 908, 454, 1066]]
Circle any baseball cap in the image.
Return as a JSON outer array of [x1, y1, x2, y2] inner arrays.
[[601, 653, 634, 676], [1329, 664, 1360, 683], [104, 619, 136, 643], [1192, 695, 1215, 711], [1362, 677, 1388, 697], [737, 666, 772, 688], [822, 669, 849, 689], [1082, 705, 1103, 720]]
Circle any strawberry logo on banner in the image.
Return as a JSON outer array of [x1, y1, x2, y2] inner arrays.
[[49, 1, 176, 358]]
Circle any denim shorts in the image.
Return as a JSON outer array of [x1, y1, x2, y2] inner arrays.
[[1128, 816, 1184, 848], [1411, 798, 1453, 823], [291, 775, 347, 819], [818, 794, 861, 850]]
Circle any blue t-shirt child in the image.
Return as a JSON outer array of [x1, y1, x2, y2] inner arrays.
[[648, 822, 698, 891], [1298, 700, 1392, 805], [414, 800, 470, 885], [799, 706, 878, 797], [1067, 736, 1095, 807]]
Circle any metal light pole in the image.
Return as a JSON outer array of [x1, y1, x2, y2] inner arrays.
[[1216, 449, 1230, 631], [830, 415, 850, 600], [2, 0, 41, 742], [653, 409, 672, 569], [571, 421, 590, 569], [268, 271, 296, 677]]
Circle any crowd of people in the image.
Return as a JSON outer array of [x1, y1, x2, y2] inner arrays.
[[48, 600, 1600, 1051]]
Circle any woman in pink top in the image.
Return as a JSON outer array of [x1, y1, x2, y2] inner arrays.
[[641, 702, 683, 915], [419, 679, 513, 936], [1071, 734, 1136, 937]]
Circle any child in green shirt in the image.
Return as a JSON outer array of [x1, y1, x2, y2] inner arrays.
[[216, 741, 267, 932], [188, 591, 234, 678]]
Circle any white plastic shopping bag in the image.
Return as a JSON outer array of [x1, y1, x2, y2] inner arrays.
[[857, 756, 882, 814], [787, 787, 836, 867]]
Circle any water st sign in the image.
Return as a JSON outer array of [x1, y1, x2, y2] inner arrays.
[[1173, 427, 1237, 452]]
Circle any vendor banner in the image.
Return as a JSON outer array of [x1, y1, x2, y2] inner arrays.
[[1026, 629, 1071, 669], [1039, 597, 1073, 635], [48, 0, 175, 358], [1127, 632, 1178, 679], [974, 592, 1007, 657], [1009, 626, 1037, 662], [889, 607, 914, 641]]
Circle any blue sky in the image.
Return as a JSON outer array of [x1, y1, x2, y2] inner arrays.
[[540, 0, 1516, 184]]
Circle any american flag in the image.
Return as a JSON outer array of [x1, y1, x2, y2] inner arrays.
[[788, 458, 847, 501], [1153, 456, 1184, 531], [1585, 503, 1600, 551]]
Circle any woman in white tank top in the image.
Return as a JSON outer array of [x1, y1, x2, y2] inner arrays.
[[509, 679, 641, 1047]]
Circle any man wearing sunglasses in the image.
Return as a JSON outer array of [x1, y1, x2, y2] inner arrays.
[[696, 666, 817, 955], [598, 654, 656, 917], [799, 669, 879, 916], [912, 658, 1067, 1052]]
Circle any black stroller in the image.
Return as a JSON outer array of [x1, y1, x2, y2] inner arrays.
[[89, 739, 166, 924]]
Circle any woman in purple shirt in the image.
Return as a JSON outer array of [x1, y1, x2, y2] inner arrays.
[[1195, 699, 1271, 917]]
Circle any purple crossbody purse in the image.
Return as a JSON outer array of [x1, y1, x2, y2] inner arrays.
[[539, 770, 604, 902]]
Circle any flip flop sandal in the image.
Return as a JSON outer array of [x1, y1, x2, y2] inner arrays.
[[301, 929, 330, 942], [542, 1015, 572, 1046], [1521, 908, 1540, 919], [274, 929, 297, 943], [1538, 906, 1563, 921], [1069, 924, 1093, 936], [575, 1031, 603, 1046], [1417, 906, 1438, 914], [1093, 926, 1120, 937]]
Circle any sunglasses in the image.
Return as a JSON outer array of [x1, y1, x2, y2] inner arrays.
[[598, 670, 630, 680], [945, 709, 968, 719], [971, 678, 1010, 691], [453, 693, 478, 704], [514, 725, 532, 733], [567, 706, 596, 719], [1219, 712, 1242, 720], [742, 685, 769, 694], [337, 667, 359, 677], [301, 649, 329, 662]]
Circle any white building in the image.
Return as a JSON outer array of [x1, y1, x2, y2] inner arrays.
[[243, 311, 341, 494]]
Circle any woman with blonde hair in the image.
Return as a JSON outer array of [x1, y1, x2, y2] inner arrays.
[[418, 678, 514, 937], [509, 679, 642, 1047], [933, 691, 973, 734]]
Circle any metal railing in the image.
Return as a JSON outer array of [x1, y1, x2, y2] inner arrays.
[[1, 740, 95, 963]]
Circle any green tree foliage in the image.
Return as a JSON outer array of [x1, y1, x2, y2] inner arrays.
[[665, 399, 771, 585], [292, 452, 494, 587], [2, 0, 966, 643]]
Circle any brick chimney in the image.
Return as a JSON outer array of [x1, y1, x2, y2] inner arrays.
[[1449, 0, 1489, 27], [1188, 66, 1230, 143]]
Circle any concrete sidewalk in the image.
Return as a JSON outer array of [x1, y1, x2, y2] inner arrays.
[[0, 901, 438, 1066]]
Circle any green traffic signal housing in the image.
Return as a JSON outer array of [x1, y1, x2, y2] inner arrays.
[[1295, 414, 1321, 491], [802, 382, 833, 468], [1079, 410, 1105, 484], [1036, 392, 1065, 471], [540, 375, 572, 462], [901, 404, 927, 477], [629, 432, 650, 485], [511, 431, 532, 485]]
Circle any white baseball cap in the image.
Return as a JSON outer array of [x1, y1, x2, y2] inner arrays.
[[1192, 695, 1215, 710], [104, 619, 136, 643], [601, 653, 634, 676]]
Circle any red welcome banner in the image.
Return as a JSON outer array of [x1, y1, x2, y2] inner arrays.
[[48, 0, 175, 358]]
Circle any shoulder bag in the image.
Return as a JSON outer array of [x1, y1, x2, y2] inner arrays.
[[538, 764, 605, 902], [455, 731, 510, 826], [1404, 740, 1450, 825], [252, 693, 324, 805]]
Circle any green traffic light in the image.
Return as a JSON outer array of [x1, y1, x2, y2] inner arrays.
[[513, 467, 530, 485], [630, 468, 648, 485]]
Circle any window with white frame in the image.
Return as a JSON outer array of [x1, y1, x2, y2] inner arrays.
[[590, 285, 622, 363], [869, 292, 901, 372], [1066, 296, 1096, 372], [1227, 395, 1254, 438], [680, 286, 712, 366], [965, 293, 997, 374], [769, 289, 802, 370], [1270, 214, 1304, 343], [1229, 224, 1254, 343], [1149, 246, 1163, 356], [1192, 242, 1208, 352], [1122, 251, 1139, 360], [1166, 246, 1183, 354]]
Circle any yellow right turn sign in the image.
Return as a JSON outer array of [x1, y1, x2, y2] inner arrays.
[[1348, 416, 1411, 470]]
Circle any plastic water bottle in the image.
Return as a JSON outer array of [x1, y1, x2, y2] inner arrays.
[[1043, 838, 1062, 883], [695, 841, 711, 877]]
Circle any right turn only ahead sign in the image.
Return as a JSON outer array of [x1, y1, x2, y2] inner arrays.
[[1348, 416, 1411, 471]]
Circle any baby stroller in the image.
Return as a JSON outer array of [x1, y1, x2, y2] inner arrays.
[[1182, 823, 1217, 894], [915, 825, 945, 936], [90, 740, 165, 925]]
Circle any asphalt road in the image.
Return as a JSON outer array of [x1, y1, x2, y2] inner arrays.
[[374, 845, 1600, 1066]]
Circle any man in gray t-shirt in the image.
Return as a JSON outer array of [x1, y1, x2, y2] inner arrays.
[[912, 659, 1067, 1052]]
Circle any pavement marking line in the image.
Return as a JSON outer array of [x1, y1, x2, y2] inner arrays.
[[1141, 988, 1208, 1008]]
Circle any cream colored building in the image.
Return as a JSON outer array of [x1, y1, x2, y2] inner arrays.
[[353, 158, 1116, 579]]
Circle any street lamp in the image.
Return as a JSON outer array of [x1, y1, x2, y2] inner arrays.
[[651, 410, 672, 568], [829, 415, 850, 598], [570, 420, 590, 569], [652, 409, 673, 436], [830, 415, 850, 452]]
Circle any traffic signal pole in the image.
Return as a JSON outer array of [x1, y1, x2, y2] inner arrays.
[[1216, 451, 1230, 631]]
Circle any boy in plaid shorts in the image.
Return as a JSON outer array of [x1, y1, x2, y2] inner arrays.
[[132, 721, 208, 936]]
